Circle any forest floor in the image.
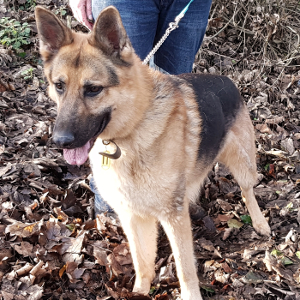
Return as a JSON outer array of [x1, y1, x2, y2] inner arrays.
[[1, 0, 300, 299]]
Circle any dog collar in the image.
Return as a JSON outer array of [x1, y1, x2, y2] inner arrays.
[[99, 140, 121, 160]]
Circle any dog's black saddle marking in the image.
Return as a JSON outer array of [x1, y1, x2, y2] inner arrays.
[[178, 73, 242, 164]]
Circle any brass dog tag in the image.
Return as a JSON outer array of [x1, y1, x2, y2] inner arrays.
[[99, 140, 121, 170], [101, 151, 111, 170]]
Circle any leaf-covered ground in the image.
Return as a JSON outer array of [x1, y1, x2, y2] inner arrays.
[[1, 0, 300, 299]]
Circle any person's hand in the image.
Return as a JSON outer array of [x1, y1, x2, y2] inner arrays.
[[69, 0, 93, 30]]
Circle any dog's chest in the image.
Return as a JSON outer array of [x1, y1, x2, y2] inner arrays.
[[89, 147, 179, 215]]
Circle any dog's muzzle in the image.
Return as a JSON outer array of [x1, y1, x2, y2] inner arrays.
[[52, 131, 75, 148]]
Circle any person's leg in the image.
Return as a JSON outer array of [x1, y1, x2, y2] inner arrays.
[[92, 0, 159, 60], [89, 176, 114, 215], [154, 0, 212, 74], [149, 57, 169, 74]]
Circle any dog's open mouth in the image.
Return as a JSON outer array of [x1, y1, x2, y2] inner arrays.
[[63, 140, 93, 166], [62, 110, 111, 166]]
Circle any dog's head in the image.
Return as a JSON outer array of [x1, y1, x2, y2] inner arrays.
[[35, 6, 151, 165]]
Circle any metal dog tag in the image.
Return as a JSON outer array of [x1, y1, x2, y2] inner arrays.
[[99, 140, 121, 170], [101, 151, 111, 170]]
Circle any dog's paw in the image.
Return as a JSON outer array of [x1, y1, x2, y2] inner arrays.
[[253, 221, 271, 237], [132, 282, 151, 295], [132, 287, 149, 295]]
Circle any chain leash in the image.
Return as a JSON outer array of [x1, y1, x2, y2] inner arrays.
[[142, 18, 180, 65], [142, 0, 194, 65]]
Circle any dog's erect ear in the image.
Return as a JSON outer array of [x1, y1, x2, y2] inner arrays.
[[89, 6, 132, 59], [35, 6, 73, 62]]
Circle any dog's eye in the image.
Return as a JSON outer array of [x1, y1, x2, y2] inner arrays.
[[85, 85, 103, 97], [55, 82, 64, 93]]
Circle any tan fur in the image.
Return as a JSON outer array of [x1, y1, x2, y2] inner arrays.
[[36, 6, 270, 300]]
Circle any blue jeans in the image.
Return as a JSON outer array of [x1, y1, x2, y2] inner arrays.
[[90, 177, 114, 214], [92, 0, 212, 75]]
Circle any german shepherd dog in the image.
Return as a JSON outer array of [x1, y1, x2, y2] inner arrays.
[[35, 6, 271, 300]]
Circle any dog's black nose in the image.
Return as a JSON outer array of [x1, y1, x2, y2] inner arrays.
[[52, 131, 75, 148]]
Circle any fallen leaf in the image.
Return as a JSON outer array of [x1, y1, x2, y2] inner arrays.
[[240, 215, 252, 225], [217, 214, 233, 222], [14, 241, 33, 257], [281, 257, 293, 266], [271, 249, 283, 257], [227, 219, 243, 229], [5, 220, 43, 238], [66, 261, 85, 283], [222, 262, 232, 273], [59, 264, 66, 278], [241, 271, 263, 284]]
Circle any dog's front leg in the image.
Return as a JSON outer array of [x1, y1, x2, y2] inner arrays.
[[160, 206, 203, 300], [118, 212, 158, 294]]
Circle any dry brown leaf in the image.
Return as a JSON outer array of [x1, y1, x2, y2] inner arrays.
[[93, 242, 109, 268], [65, 261, 85, 283], [15, 262, 33, 276], [154, 293, 169, 300], [59, 264, 66, 278], [198, 237, 215, 252], [53, 207, 68, 223], [113, 243, 132, 266], [217, 214, 234, 222], [159, 262, 177, 284], [222, 228, 233, 241], [5, 220, 43, 238], [221, 262, 232, 273], [14, 241, 33, 257]]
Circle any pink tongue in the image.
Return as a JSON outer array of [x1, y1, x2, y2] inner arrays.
[[63, 140, 91, 165]]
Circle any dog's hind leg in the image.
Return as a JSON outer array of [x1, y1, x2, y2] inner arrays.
[[118, 212, 157, 294], [160, 205, 203, 300], [218, 108, 271, 236], [240, 187, 270, 236]]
